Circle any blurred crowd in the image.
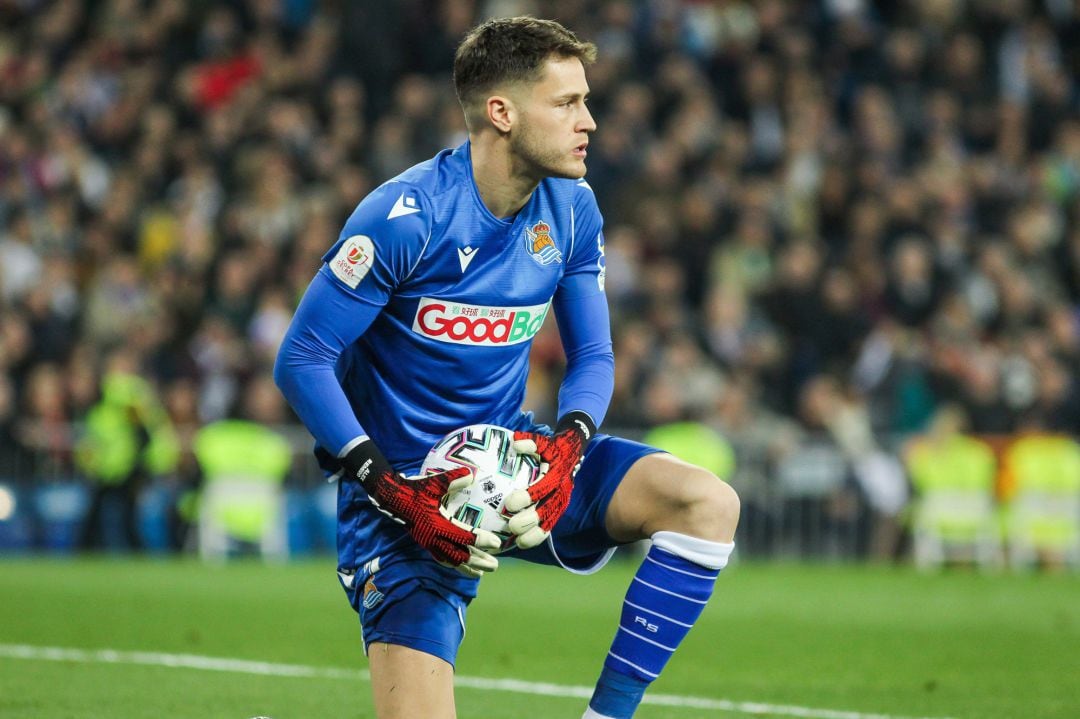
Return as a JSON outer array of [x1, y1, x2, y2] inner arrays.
[[1, 0, 1079, 560]]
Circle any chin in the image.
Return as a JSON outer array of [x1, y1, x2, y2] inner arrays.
[[548, 160, 587, 180]]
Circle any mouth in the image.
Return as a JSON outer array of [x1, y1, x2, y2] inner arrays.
[[572, 142, 588, 158]]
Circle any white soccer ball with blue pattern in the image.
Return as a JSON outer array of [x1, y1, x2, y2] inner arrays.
[[422, 424, 542, 553]]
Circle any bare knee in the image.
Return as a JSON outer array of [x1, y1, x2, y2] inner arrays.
[[607, 454, 741, 543], [649, 467, 741, 542]]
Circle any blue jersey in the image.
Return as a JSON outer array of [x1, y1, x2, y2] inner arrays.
[[275, 142, 614, 588]]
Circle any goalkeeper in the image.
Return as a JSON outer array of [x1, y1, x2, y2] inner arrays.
[[274, 16, 739, 719]]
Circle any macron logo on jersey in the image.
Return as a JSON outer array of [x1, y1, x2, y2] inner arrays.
[[457, 246, 478, 272], [412, 298, 549, 346], [387, 193, 421, 220]]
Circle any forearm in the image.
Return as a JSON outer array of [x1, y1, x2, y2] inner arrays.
[[273, 272, 378, 454], [557, 355, 612, 429], [274, 346, 367, 455], [554, 292, 614, 428]]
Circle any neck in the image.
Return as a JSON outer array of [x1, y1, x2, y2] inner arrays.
[[469, 134, 540, 219]]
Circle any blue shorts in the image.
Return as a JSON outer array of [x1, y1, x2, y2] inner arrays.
[[341, 434, 660, 666]]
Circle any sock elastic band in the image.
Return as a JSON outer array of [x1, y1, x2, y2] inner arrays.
[[651, 531, 735, 570]]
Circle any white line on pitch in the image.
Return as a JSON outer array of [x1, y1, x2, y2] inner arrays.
[[0, 644, 954, 719]]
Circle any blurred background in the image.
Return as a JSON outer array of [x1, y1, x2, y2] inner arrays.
[[1, 0, 1079, 571]]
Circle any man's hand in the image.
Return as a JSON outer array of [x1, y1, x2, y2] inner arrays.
[[505, 412, 595, 549], [342, 441, 500, 577]]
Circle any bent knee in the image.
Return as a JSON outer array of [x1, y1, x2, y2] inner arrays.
[[650, 467, 741, 542], [635, 462, 738, 539], [684, 472, 740, 542], [610, 454, 741, 543]]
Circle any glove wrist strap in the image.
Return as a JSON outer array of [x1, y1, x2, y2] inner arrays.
[[340, 440, 395, 489], [556, 410, 597, 444]]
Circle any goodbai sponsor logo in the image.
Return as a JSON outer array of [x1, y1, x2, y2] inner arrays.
[[412, 298, 549, 346]]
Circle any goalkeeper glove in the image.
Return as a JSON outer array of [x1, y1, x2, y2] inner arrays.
[[505, 411, 595, 549], [340, 440, 501, 578]]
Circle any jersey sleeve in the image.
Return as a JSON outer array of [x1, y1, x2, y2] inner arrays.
[[320, 181, 432, 304], [274, 182, 431, 456], [557, 180, 607, 300], [551, 180, 613, 427]]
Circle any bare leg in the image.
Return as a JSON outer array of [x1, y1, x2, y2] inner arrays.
[[368, 642, 457, 719], [604, 453, 740, 543]]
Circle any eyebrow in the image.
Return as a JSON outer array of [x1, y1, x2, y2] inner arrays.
[[554, 91, 589, 102]]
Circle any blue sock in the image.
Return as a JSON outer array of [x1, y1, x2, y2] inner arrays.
[[587, 533, 733, 719]]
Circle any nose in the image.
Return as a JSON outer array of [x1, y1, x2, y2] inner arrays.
[[579, 104, 597, 133]]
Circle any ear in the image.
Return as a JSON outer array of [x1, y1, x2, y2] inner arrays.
[[486, 94, 515, 134]]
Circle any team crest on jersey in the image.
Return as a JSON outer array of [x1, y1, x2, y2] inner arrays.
[[525, 220, 562, 266]]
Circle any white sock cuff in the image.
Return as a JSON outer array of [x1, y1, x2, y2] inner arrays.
[[651, 531, 735, 571], [582, 707, 618, 719]]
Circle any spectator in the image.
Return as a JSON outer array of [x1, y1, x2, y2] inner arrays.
[[1, 1, 1079, 562], [76, 351, 179, 551], [0, 210, 41, 304], [0, 375, 34, 482]]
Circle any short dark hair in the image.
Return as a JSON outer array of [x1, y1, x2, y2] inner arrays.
[[453, 16, 596, 125]]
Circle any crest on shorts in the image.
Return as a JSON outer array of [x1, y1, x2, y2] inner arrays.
[[362, 577, 384, 609], [524, 220, 562, 266]]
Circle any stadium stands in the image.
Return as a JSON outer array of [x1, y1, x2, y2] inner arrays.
[[1, 0, 1078, 565]]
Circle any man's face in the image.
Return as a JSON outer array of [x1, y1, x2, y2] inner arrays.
[[510, 56, 596, 180]]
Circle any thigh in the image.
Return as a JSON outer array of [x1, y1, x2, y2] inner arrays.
[[368, 641, 456, 719], [352, 572, 467, 718], [604, 451, 739, 543], [346, 564, 469, 668], [508, 434, 662, 571]]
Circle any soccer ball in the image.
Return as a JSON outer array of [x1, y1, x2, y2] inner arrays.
[[421, 424, 541, 552]]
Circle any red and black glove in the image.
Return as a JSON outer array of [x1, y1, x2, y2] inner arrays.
[[341, 440, 500, 577], [505, 411, 595, 549]]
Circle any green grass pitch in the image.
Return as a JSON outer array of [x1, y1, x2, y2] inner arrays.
[[1, 556, 1077, 718]]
